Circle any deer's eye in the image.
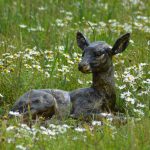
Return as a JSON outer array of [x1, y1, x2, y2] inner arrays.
[[99, 53, 105, 60]]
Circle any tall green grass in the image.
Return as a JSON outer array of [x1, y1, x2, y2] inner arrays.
[[0, 0, 150, 149]]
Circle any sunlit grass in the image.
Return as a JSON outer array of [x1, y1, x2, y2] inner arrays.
[[0, 0, 150, 149]]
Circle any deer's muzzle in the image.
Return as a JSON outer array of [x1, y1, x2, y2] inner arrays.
[[78, 62, 91, 73]]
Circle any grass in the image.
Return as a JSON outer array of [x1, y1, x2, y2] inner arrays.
[[0, 0, 150, 149]]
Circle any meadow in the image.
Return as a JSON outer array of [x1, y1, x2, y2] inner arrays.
[[0, 0, 150, 149]]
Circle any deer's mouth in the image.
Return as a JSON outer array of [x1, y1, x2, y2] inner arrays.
[[78, 65, 92, 73]]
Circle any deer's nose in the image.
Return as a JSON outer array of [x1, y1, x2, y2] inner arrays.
[[78, 62, 90, 72]]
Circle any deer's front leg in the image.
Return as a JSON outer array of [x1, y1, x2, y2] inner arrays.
[[70, 112, 127, 125]]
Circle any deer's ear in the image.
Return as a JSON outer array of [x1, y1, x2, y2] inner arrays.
[[76, 32, 90, 50], [111, 33, 130, 55]]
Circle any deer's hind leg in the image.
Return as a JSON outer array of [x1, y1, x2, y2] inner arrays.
[[11, 90, 58, 119]]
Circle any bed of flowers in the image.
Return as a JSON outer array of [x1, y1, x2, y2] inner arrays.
[[0, 0, 149, 149]]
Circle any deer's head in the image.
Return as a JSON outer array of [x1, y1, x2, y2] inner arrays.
[[77, 32, 130, 73]]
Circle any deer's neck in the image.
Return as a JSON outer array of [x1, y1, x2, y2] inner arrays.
[[91, 66, 115, 93]]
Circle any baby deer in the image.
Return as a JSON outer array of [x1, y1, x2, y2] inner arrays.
[[10, 32, 130, 120]]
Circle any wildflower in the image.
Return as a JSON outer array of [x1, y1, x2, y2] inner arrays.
[[134, 22, 143, 28], [138, 90, 149, 96], [58, 66, 69, 73], [45, 64, 51, 68], [130, 39, 134, 44], [9, 111, 21, 117], [92, 121, 102, 126], [6, 126, 15, 131], [58, 46, 65, 51], [73, 52, 78, 57], [120, 60, 125, 64], [3, 69, 11, 74], [123, 73, 135, 83], [123, 23, 132, 33], [38, 6, 47, 11], [56, 19, 64, 27], [49, 124, 57, 128], [40, 126, 47, 130], [7, 138, 14, 143], [72, 137, 78, 140], [19, 24, 27, 28], [63, 53, 70, 58], [20, 124, 31, 131], [23, 54, 33, 60], [99, 21, 106, 27], [62, 124, 71, 128], [66, 11, 72, 16], [0, 93, 3, 98], [77, 79, 83, 84], [24, 64, 32, 69], [67, 60, 74, 64], [16, 145, 26, 150], [137, 103, 145, 108], [139, 63, 147, 67], [75, 127, 86, 132], [2, 53, 11, 56], [107, 117, 113, 122], [143, 79, 150, 84], [27, 27, 36, 32], [28, 26, 44, 32], [120, 91, 132, 99], [114, 71, 118, 78], [133, 109, 144, 116], [87, 21, 97, 27], [100, 113, 113, 117], [36, 26, 45, 32], [40, 126, 56, 136], [60, 10, 65, 13], [43, 129, 56, 136], [56, 125, 67, 134], [86, 81, 92, 84], [32, 64, 41, 70], [65, 16, 73, 21], [118, 85, 126, 90], [143, 26, 150, 33], [126, 97, 135, 104], [45, 72, 50, 78], [8, 45, 16, 49]]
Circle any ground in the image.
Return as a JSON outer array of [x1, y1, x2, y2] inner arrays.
[[0, 0, 150, 149]]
